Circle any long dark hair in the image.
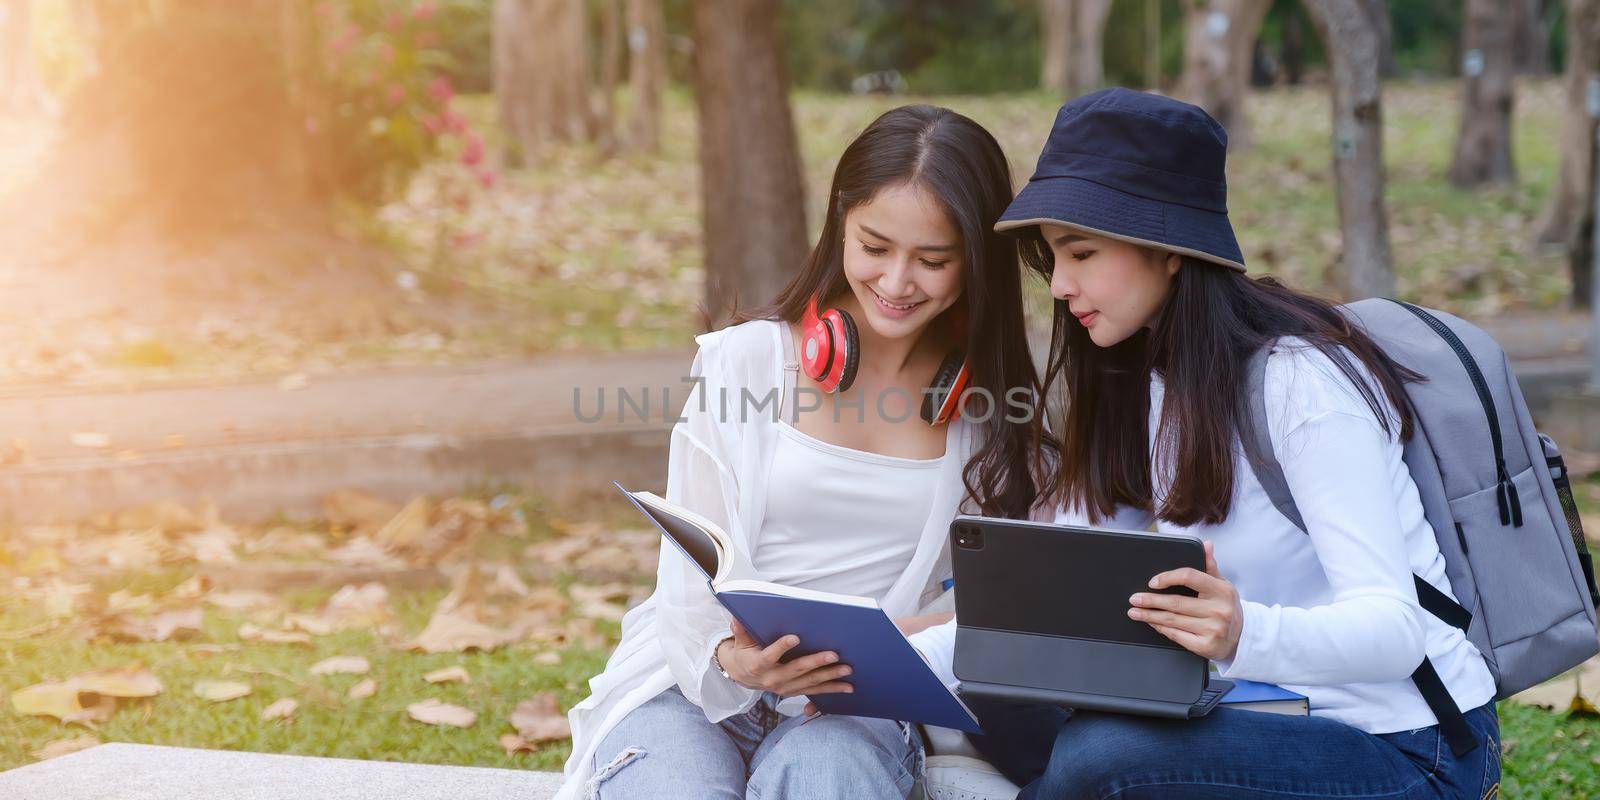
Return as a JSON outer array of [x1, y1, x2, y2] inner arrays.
[[736, 104, 1050, 519], [1022, 239, 1418, 526]]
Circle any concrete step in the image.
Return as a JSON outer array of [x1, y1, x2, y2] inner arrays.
[[0, 743, 563, 800]]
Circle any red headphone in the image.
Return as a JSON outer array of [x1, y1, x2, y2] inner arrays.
[[799, 295, 971, 425]]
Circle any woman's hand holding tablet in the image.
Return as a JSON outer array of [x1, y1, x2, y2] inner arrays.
[[1127, 540, 1244, 661]]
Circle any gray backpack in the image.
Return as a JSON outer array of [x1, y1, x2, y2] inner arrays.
[[1242, 297, 1600, 758]]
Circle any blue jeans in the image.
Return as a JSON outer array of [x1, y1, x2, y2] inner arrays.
[[588, 686, 924, 799], [967, 697, 1501, 799]]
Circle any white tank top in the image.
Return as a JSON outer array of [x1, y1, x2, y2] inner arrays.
[[753, 420, 944, 602]]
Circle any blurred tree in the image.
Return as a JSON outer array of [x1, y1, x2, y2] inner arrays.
[[1040, 0, 1113, 97], [1538, 0, 1599, 255], [626, 0, 666, 153], [0, 0, 52, 113], [493, 0, 597, 164], [597, 0, 624, 154], [1303, 0, 1394, 299], [1511, 0, 1552, 75], [1551, 0, 1600, 305], [1447, 0, 1516, 187], [1175, 0, 1271, 148], [691, 0, 808, 329]]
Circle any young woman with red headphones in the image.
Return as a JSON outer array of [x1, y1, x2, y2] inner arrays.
[[558, 105, 1053, 800]]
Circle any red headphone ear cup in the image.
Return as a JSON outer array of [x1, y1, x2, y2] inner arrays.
[[834, 308, 860, 393], [921, 351, 969, 425]]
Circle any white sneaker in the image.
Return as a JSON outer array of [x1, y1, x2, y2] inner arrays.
[[923, 754, 1021, 800]]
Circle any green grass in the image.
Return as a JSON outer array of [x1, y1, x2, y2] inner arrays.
[[0, 582, 615, 773], [7, 579, 1600, 794]]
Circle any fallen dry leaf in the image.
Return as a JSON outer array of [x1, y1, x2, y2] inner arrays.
[[531, 651, 561, 666], [375, 497, 431, 551], [407, 598, 521, 654], [508, 693, 570, 745], [193, 680, 252, 702], [320, 582, 392, 629], [424, 666, 470, 684], [31, 734, 101, 761], [407, 698, 476, 728], [237, 624, 313, 647], [182, 527, 240, 564], [106, 607, 203, 643], [282, 614, 335, 637], [261, 698, 299, 721], [323, 489, 401, 534], [69, 431, 111, 449], [12, 666, 163, 725], [347, 679, 378, 700], [309, 656, 370, 676], [207, 590, 280, 612], [166, 575, 213, 601]]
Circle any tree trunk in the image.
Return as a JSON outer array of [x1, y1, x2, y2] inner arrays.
[[626, 0, 666, 153], [690, 0, 809, 330], [1369, 0, 1398, 78], [1041, 0, 1112, 97], [1512, 0, 1551, 75], [493, 0, 596, 165], [1041, 0, 1074, 94], [596, 0, 624, 155], [1447, 0, 1517, 187], [1146, 0, 1163, 89], [1303, 0, 1394, 300], [1070, 0, 1114, 97], [1176, 0, 1272, 148], [1282, 4, 1304, 85], [1535, 0, 1599, 248], [0, 0, 51, 114]]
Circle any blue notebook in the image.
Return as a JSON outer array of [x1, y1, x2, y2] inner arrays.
[[616, 482, 981, 733], [1219, 679, 1310, 715]]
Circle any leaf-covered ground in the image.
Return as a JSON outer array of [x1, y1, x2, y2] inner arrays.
[[5, 485, 1600, 798], [0, 80, 1571, 385]]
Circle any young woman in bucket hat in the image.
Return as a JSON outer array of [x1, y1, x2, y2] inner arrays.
[[557, 104, 1055, 800], [909, 88, 1501, 799]]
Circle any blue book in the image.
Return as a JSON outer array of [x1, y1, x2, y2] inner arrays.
[[1219, 679, 1310, 716], [616, 482, 981, 733]]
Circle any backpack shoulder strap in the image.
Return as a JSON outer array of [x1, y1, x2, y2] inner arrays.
[[1242, 342, 1306, 533], [1240, 339, 1478, 757]]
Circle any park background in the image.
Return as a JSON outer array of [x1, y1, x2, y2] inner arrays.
[[1, 0, 1600, 796]]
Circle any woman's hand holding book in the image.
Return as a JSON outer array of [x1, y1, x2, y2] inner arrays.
[[716, 618, 856, 697]]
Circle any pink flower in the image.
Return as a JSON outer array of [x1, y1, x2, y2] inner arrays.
[[414, 30, 439, 49], [330, 29, 357, 55], [414, 2, 439, 21], [461, 132, 485, 166], [421, 114, 444, 135], [476, 168, 497, 189], [387, 83, 406, 107], [443, 109, 468, 135], [385, 12, 404, 32], [426, 76, 455, 104], [379, 41, 397, 63]]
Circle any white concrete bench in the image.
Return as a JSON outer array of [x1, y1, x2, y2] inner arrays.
[[0, 743, 564, 800]]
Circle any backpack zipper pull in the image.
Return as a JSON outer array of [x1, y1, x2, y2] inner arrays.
[[1498, 478, 1523, 528]]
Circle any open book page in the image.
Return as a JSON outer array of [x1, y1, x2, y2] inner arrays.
[[716, 579, 878, 608], [619, 484, 735, 584]]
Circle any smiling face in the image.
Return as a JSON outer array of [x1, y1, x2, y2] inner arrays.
[[1041, 223, 1180, 347], [839, 182, 966, 342]]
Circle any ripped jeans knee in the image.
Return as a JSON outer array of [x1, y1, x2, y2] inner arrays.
[[585, 746, 645, 800]]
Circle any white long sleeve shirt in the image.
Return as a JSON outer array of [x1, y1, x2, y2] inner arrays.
[[910, 338, 1497, 735], [558, 319, 978, 799]]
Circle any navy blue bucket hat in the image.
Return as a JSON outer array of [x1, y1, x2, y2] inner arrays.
[[996, 88, 1245, 273]]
